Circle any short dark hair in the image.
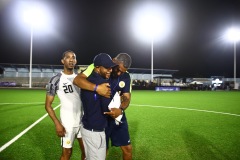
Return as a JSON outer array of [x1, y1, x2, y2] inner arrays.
[[62, 50, 75, 59], [115, 53, 132, 69]]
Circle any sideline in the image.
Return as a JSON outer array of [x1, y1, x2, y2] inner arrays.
[[130, 104, 240, 117], [0, 104, 60, 152]]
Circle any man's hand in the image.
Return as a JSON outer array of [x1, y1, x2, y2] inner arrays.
[[55, 123, 66, 137], [97, 83, 111, 98], [104, 108, 122, 119]]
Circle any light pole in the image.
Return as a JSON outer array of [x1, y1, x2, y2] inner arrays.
[[24, 10, 39, 88], [233, 41, 237, 89], [29, 25, 33, 88], [226, 27, 240, 89], [22, 3, 50, 88], [151, 38, 154, 81], [131, 3, 172, 82], [24, 11, 35, 89]]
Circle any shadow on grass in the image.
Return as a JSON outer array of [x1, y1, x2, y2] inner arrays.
[[182, 130, 231, 160], [28, 121, 61, 160]]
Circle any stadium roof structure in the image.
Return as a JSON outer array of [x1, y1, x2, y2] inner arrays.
[[0, 63, 178, 78], [0, 63, 64, 71], [128, 68, 178, 75]]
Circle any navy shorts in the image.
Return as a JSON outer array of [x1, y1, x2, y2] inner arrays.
[[105, 113, 131, 148]]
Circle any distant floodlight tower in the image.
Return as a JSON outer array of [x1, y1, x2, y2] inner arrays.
[[131, 3, 172, 82], [22, 3, 50, 88], [225, 27, 240, 89]]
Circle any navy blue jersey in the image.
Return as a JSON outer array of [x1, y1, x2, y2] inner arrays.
[[109, 72, 131, 97], [106, 72, 132, 147], [81, 71, 111, 130]]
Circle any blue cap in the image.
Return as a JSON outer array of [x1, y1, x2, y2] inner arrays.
[[93, 53, 117, 68]]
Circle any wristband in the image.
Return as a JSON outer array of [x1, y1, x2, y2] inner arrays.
[[94, 84, 98, 92], [120, 107, 124, 113], [94, 84, 98, 101]]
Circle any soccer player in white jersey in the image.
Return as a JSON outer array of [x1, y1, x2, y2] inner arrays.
[[45, 50, 85, 160]]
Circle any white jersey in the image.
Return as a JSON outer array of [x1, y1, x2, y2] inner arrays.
[[47, 71, 83, 129]]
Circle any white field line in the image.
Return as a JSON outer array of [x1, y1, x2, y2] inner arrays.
[[130, 104, 240, 117], [1, 103, 239, 152], [0, 104, 61, 152]]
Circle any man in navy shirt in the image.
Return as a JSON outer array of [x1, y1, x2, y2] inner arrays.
[[106, 53, 132, 158], [81, 53, 117, 160], [74, 53, 132, 160]]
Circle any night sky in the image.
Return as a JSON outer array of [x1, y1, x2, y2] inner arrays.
[[0, 0, 240, 78]]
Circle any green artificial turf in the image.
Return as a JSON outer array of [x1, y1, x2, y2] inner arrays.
[[0, 89, 239, 160]]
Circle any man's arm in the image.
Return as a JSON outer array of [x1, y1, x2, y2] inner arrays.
[[112, 92, 131, 117], [120, 92, 131, 110], [73, 73, 95, 91], [105, 92, 131, 118], [105, 74, 132, 118], [73, 72, 111, 98], [45, 94, 65, 137]]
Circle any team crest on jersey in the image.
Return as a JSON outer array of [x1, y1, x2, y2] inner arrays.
[[119, 81, 125, 88], [66, 140, 71, 144]]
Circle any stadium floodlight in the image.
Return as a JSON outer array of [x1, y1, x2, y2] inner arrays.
[[21, 2, 51, 88], [131, 3, 172, 82], [225, 27, 240, 89]]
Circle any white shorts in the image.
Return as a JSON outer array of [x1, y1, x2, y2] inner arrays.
[[81, 127, 106, 160], [61, 126, 82, 148]]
